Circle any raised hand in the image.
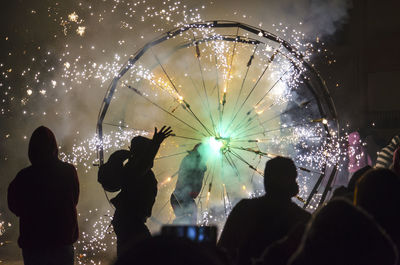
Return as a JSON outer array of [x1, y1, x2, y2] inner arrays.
[[152, 126, 173, 145]]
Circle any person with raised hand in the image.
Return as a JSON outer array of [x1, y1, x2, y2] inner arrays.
[[98, 125, 173, 257]]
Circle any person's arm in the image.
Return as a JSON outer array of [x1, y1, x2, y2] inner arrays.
[[71, 165, 79, 206], [129, 126, 173, 177], [149, 125, 173, 161], [8, 172, 23, 217]]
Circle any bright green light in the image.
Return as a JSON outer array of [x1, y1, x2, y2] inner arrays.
[[209, 137, 223, 152], [202, 136, 231, 158]]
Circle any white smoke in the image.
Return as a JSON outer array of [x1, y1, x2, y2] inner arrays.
[[201, 0, 352, 39]]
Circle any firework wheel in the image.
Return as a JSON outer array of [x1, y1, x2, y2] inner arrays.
[[97, 21, 338, 225]]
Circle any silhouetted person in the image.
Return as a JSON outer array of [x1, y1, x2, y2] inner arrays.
[[8, 126, 79, 265], [218, 156, 310, 265], [98, 126, 172, 257], [331, 165, 371, 201], [171, 143, 207, 224], [288, 199, 398, 265], [355, 168, 400, 258]]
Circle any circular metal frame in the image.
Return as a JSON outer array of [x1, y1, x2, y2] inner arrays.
[[96, 20, 339, 207]]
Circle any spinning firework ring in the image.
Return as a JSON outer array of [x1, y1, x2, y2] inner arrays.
[[96, 20, 339, 217]]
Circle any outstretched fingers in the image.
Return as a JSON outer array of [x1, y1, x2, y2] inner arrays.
[[164, 129, 173, 138], [153, 125, 173, 142], [160, 126, 173, 138]]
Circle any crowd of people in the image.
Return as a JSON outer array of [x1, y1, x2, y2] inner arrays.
[[7, 126, 400, 265]]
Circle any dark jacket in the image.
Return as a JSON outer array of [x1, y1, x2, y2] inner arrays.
[[218, 195, 311, 265], [99, 137, 160, 221], [110, 162, 158, 221], [8, 126, 79, 248]]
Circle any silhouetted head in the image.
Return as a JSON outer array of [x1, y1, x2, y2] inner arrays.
[[188, 143, 201, 156], [28, 126, 58, 165], [355, 168, 400, 211], [191, 143, 202, 152], [347, 165, 371, 192], [354, 168, 400, 244], [331, 186, 352, 201], [289, 199, 398, 265], [264, 156, 298, 198], [130, 136, 152, 155], [331, 166, 372, 202], [188, 143, 206, 159]]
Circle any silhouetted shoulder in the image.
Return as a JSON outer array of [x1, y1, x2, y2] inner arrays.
[[229, 198, 256, 216], [288, 201, 311, 219], [235, 198, 253, 208], [48, 160, 78, 176], [10, 166, 36, 188], [61, 161, 78, 172], [220, 198, 260, 233], [14, 166, 32, 178]]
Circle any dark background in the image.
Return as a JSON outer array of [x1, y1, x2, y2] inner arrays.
[[318, 0, 400, 141]]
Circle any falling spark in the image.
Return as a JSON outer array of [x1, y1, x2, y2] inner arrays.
[[68, 12, 79, 22], [76, 26, 86, 36]]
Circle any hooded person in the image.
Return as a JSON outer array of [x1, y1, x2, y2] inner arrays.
[[97, 126, 172, 257], [347, 131, 372, 178], [170, 143, 207, 224], [8, 126, 79, 265]]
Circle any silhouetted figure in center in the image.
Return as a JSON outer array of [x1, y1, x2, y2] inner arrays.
[[218, 156, 311, 265], [98, 126, 172, 257], [171, 143, 207, 224], [8, 126, 79, 265]]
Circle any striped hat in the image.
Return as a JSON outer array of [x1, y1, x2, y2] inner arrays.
[[375, 135, 400, 168]]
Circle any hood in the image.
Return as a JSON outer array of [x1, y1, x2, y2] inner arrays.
[[28, 126, 59, 165], [348, 131, 361, 146], [130, 136, 153, 154]]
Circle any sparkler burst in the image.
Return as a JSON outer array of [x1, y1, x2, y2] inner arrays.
[[97, 19, 341, 231], [75, 209, 116, 265]]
